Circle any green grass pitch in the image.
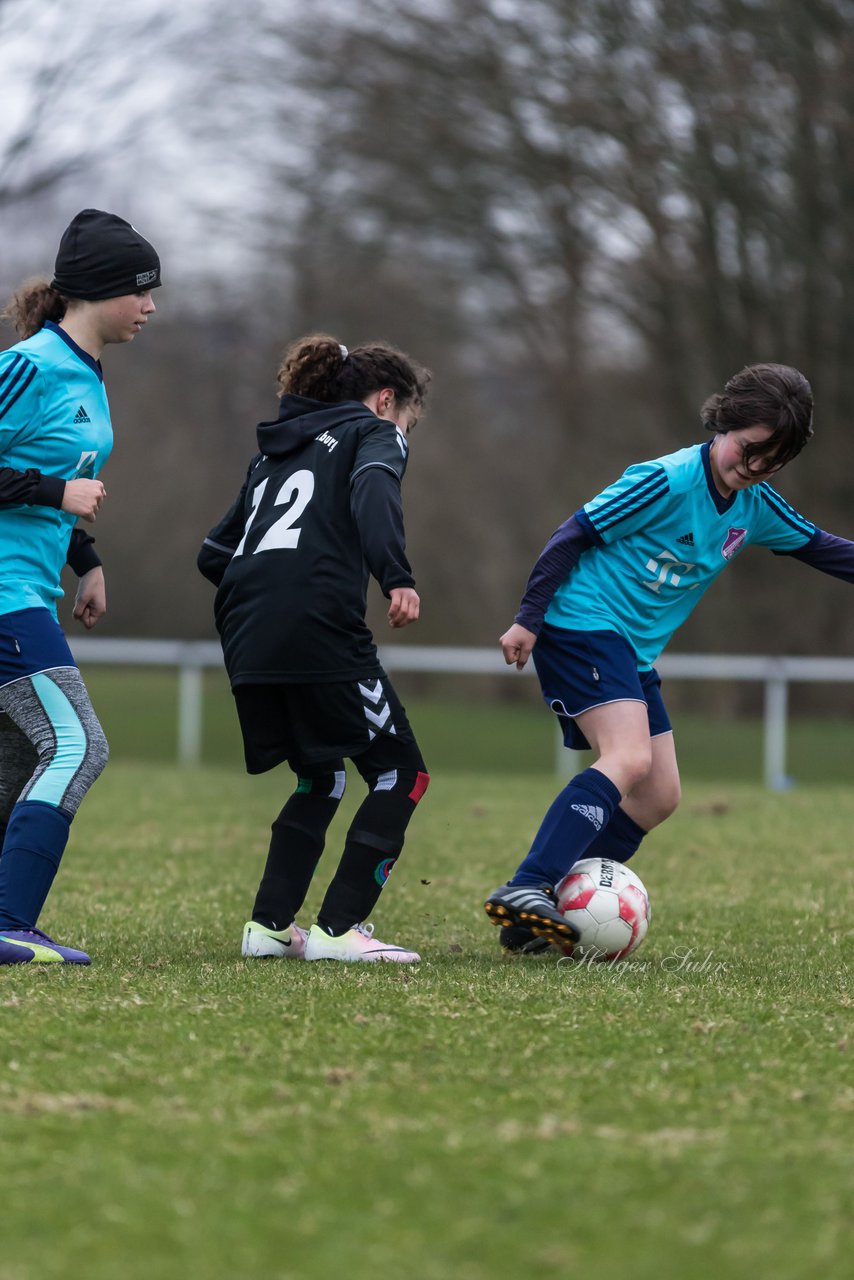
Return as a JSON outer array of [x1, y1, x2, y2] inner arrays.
[[1, 756, 851, 1280]]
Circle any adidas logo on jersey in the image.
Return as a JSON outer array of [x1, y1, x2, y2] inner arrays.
[[570, 802, 605, 831], [73, 405, 91, 424], [677, 532, 694, 546]]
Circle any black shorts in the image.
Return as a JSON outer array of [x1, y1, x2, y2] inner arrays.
[[233, 674, 419, 774]]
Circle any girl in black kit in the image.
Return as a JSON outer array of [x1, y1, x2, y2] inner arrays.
[[199, 334, 430, 962]]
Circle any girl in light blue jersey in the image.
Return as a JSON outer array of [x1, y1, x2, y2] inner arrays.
[[0, 209, 160, 966], [485, 363, 854, 952]]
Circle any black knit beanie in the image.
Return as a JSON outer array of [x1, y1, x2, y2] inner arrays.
[[51, 209, 161, 301]]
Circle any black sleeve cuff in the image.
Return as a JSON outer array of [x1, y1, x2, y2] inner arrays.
[[28, 474, 66, 508], [66, 529, 102, 576], [197, 541, 231, 587]]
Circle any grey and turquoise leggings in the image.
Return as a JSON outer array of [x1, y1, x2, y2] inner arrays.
[[0, 667, 109, 824]]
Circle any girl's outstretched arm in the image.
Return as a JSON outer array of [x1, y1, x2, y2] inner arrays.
[[778, 528, 854, 582]]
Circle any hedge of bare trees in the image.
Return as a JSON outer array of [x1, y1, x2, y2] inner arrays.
[[3, 0, 854, 701]]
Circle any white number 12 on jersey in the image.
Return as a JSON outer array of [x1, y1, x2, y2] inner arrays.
[[233, 469, 316, 557]]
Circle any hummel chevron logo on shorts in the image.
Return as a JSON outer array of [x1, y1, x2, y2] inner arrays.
[[677, 531, 695, 545], [570, 803, 605, 831], [73, 404, 91, 424], [358, 679, 397, 741]]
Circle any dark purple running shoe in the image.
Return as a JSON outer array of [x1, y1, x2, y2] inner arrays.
[[0, 937, 31, 964], [0, 929, 91, 964]]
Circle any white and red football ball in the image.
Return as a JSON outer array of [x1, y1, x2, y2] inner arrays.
[[555, 857, 650, 961]]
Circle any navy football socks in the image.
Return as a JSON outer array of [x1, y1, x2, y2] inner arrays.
[[0, 801, 72, 930], [509, 767, 622, 888], [583, 804, 647, 864]]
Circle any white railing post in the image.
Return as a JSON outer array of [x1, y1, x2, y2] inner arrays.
[[764, 668, 791, 791], [177, 661, 203, 766]]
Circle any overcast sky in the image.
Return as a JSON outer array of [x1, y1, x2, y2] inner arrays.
[[0, 0, 306, 290]]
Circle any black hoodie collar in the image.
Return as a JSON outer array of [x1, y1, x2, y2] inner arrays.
[[256, 396, 376, 457]]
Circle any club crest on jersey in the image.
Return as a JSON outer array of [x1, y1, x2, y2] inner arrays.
[[721, 527, 746, 560]]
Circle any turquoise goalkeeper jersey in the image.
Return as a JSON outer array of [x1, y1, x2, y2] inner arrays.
[[544, 441, 815, 669], [0, 321, 113, 617]]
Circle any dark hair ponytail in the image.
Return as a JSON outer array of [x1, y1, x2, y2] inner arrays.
[[701, 362, 814, 471], [2, 278, 67, 339], [276, 332, 431, 409]]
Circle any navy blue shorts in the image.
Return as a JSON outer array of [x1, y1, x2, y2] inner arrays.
[[532, 624, 672, 751], [0, 608, 76, 689]]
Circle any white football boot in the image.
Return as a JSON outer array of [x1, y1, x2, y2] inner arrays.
[[241, 921, 307, 959], [304, 922, 421, 963]]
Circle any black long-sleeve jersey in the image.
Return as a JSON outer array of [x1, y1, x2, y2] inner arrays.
[[199, 396, 415, 686]]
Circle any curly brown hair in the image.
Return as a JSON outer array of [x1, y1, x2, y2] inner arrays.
[[701, 363, 814, 473], [276, 333, 431, 410], [2, 278, 67, 339]]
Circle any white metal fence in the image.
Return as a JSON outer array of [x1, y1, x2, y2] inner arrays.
[[68, 637, 854, 789]]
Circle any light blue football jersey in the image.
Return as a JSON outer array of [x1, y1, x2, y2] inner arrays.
[[0, 321, 113, 616], [545, 441, 815, 669]]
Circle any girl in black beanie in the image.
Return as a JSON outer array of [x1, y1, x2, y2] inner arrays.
[[0, 209, 160, 965]]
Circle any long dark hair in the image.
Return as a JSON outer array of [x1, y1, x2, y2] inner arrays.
[[701, 363, 814, 472], [2, 279, 67, 339], [276, 333, 431, 410]]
